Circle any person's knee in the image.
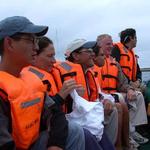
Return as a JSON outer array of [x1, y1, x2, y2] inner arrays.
[[136, 91, 145, 106], [67, 121, 85, 145], [122, 103, 129, 115], [68, 121, 84, 138], [66, 121, 85, 150], [115, 103, 123, 114]]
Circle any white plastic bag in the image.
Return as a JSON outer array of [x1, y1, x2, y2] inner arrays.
[[66, 90, 104, 141]]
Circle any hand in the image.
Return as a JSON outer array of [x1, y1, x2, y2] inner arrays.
[[58, 79, 81, 99], [127, 88, 136, 101], [48, 146, 63, 150], [103, 99, 114, 116], [130, 80, 140, 89]]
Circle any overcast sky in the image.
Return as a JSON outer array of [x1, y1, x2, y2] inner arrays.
[[0, 0, 150, 67]]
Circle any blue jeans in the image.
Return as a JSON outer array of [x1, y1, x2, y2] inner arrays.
[[65, 121, 85, 150]]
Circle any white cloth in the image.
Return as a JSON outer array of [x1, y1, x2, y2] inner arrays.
[[129, 91, 147, 126], [101, 91, 115, 103], [66, 90, 104, 141]]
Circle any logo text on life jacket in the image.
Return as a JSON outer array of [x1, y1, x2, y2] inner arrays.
[[25, 118, 39, 129]]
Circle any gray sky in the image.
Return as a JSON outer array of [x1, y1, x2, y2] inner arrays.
[[0, 0, 150, 67]]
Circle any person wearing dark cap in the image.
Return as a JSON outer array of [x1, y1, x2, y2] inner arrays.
[[112, 29, 148, 146], [0, 16, 84, 150]]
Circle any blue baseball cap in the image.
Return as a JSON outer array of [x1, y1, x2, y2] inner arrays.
[[0, 16, 48, 40]]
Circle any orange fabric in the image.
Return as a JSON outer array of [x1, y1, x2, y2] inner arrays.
[[44, 72, 58, 96], [91, 65, 103, 86], [85, 67, 100, 101], [115, 42, 137, 81], [22, 66, 58, 96], [52, 61, 90, 101], [51, 61, 102, 112], [0, 71, 45, 149], [101, 57, 118, 94], [51, 67, 63, 93]]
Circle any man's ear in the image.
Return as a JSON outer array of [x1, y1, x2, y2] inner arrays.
[[3, 37, 14, 52], [129, 36, 133, 41], [72, 52, 80, 61]]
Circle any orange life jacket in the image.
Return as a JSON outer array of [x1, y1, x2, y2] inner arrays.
[[22, 66, 58, 96], [114, 42, 137, 81], [86, 66, 100, 101], [52, 61, 90, 100], [101, 57, 119, 94], [91, 65, 103, 86], [0, 71, 45, 149]]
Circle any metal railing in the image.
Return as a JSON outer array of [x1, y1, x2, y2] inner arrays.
[[141, 68, 150, 82], [141, 68, 150, 72]]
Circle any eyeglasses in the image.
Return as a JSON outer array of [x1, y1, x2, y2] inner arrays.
[[79, 48, 93, 53], [18, 37, 39, 45], [11, 35, 39, 45]]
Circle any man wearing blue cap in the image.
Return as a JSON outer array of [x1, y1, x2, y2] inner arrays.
[[0, 16, 85, 150]]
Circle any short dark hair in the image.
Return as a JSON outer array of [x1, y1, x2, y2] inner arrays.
[[120, 28, 136, 44], [66, 47, 83, 62], [37, 36, 53, 55], [0, 39, 4, 56]]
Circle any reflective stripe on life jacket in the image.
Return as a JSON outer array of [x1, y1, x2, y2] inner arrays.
[[101, 57, 118, 94], [22, 66, 58, 96], [0, 71, 45, 149], [114, 42, 137, 81]]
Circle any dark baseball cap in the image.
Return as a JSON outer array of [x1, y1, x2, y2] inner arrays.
[[0, 16, 48, 40]]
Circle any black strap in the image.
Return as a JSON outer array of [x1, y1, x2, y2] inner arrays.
[[94, 72, 98, 77], [120, 54, 130, 61], [110, 62, 117, 66], [0, 88, 8, 98], [103, 87, 117, 91], [42, 80, 51, 92], [61, 72, 77, 82], [102, 74, 118, 80], [121, 66, 131, 71]]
